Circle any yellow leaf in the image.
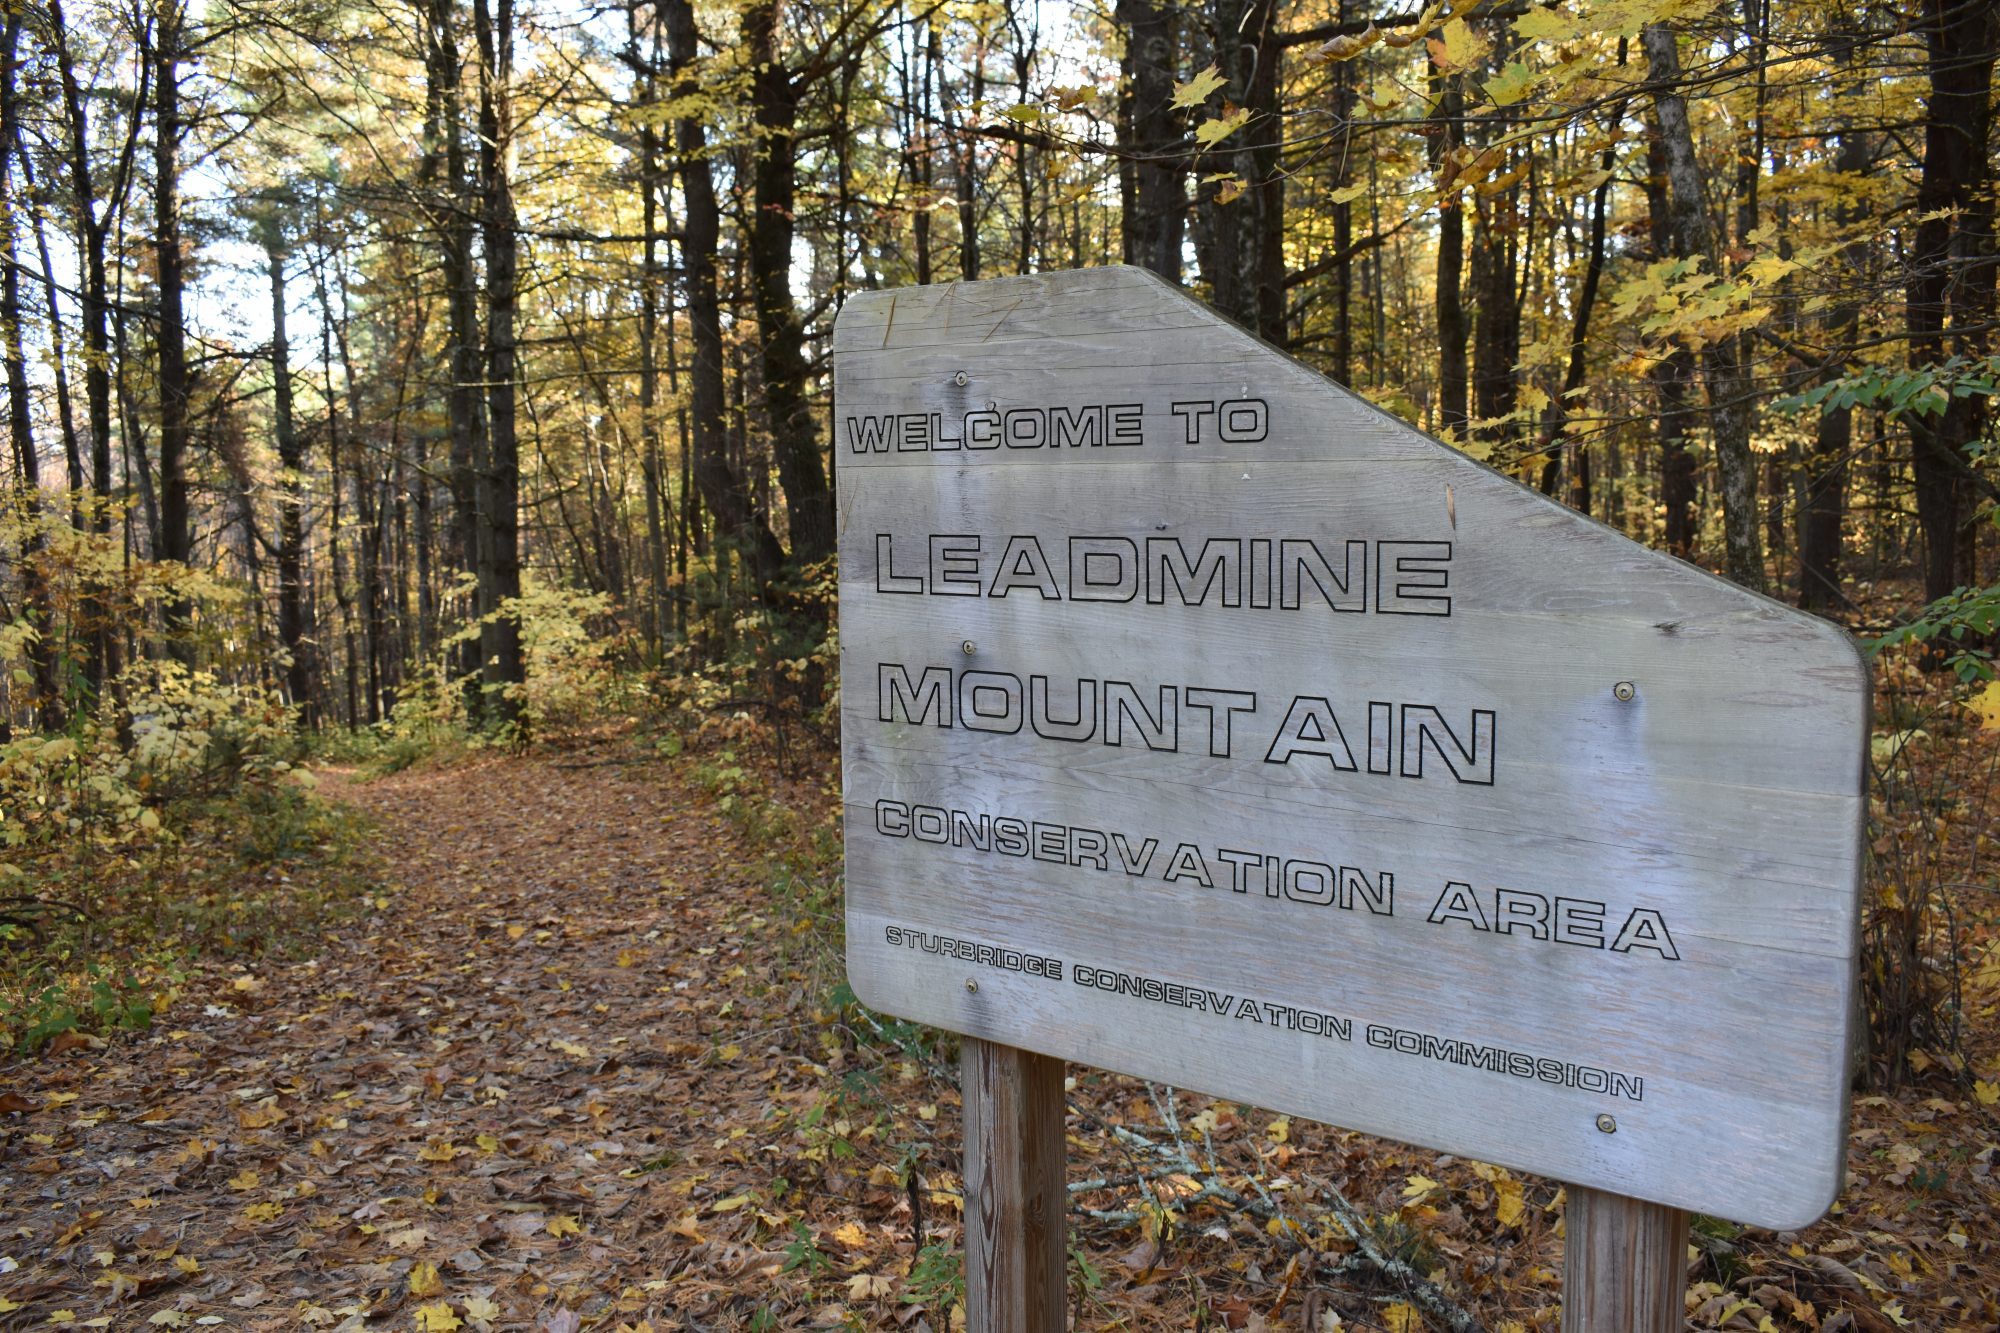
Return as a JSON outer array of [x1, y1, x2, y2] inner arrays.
[[463, 1295, 501, 1326], [1400, 1174, 1440, 1201], [1428, 18, 1491, 74], [1968, 681, 2000, 732], [1329, 182, 1366, 205], [709, 1194, 752, 1214], [47, 1313, 77, 1325], [241, 1202, 284, 1223], [416, 1302, 463, 1332], [1495, 1176, 1526, 1227], [1484, 61, 1539, 107], [409, 1261, 445, 1298], [1266, 1115, 1291, 1144], [1171, 64, 1227, 109], [1513, 9, 1578, 44], [1974, 1080, 1999, 1106], [147, 1314, 190, 1328], [546, 1214, 583, 1238], [1194, 106, 1251, 150], [227, 1170, 260, 1191], [832, 1222, 870, 1249], [1382, 1302, 1422, 1333], [1881, 1301, 1912, 1328], [419, 1140, 461, 1162]]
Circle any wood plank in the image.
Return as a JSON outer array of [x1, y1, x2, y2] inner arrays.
[[1562, 1187, 1690, 1333], [835, 266, 1867, 1230], [961, 1037, 1067, 1333]]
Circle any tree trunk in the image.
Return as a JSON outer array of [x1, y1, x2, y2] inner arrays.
[[426, 0, 487, 715], [264, 231, 315, 724], [742, 1, 835, 572], [1799, 49, 1870, 612], [471, 0, 525, 723], [153, 2, 191, 581], [47, 0, 121, 695], [661, 0, 787, 592], [1428, 71, 1468, 438], [1116, 0, 1184, 281], [1905, 0, 1998, 602], [1643, 21, 1765, 591], [1, 11, 60, 728]]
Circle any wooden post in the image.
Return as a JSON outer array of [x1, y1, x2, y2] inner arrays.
[[1562, 1185, 1690, 1333], [961, 1037, 1067, 1332]]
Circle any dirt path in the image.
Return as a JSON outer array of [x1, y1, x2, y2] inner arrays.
[[0, 754, 867, 1332]]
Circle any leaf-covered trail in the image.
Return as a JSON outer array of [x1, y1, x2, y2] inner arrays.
[[0, 753, 863, 1331], [7, 749, 2000, 1332]]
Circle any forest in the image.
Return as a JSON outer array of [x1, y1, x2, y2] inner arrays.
[[0, 0, 1997, 1329]]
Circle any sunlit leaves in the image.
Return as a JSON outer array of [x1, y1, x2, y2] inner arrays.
[[1193, 106, 1251, 151], [1170, 65, 1227, 110]]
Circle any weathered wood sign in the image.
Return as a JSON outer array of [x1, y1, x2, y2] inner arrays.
[[834, 266, 1866, 1232]]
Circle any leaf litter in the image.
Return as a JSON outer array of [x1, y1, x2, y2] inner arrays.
[[0, 741, 1993, 1330]]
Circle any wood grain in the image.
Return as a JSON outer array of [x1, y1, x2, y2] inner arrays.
[[835, 266, 1868, 1229], [961, 1037, 1068, 1333], [1562, 1187, 1691, 1332]]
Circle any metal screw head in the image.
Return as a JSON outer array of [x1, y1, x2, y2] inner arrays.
[[964, 978, 978, 993], [953, 370, 969, 387], [1612, 681, 1636, 702], [1595, 1113, 1617, 1134], [961, 639, 977, 655]]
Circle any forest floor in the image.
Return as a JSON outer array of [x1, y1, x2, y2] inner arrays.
[[0, 738, 1996, 1332]]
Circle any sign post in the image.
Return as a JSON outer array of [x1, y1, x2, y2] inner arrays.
[[833, 267, 1868, 1330]]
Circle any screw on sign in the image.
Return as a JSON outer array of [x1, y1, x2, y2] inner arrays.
[[834, 268, 1868, 1332]]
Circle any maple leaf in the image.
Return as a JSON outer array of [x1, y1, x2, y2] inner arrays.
[[408, 1261, 445, 1299], [1399, 1174, 1439, 1201], [546, 1214, 583, 1238], [1494, 1176, 1526, 1228], [1194, 106, 1251, 150], [1967, 680, 2000, 731], [415, 1301, 463, 1332], [463, 1295, 501, 1328], [227, 1170, 260, 1191], [147, 1314, 190, 1328], [845, 1274, 895, 1300], [1427, 18, 1490, 74], [1171, 64, 1226, 109]]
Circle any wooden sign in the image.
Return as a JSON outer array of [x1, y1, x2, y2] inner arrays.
[[833, 266, 1866, 1232]]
